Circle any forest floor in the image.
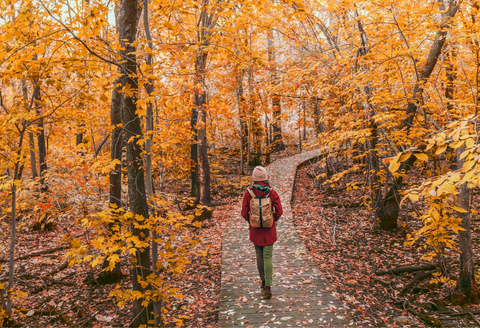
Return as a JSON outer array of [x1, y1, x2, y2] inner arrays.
[[2, 145, 305, 327], [291, 163, 480, 328], [13, 145, 480, 328]]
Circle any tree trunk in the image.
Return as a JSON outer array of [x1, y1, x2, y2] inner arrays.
[[6, 128, 25, 323], [452, 146, 479, 304], [191, 102, 199, 199], [267, 29, 285, 152], [28, 132, 38, 179], [265, 114, 269, 147], [445, 47, 457, 169], [75, 125, 84, 156], [97, 77, 124, 286], [197, 101, 211, 206], [193, 0, 213, 206], [313, 97, 322, 134], [376, 1, 459, 229], [247, 68, 252, 166], [298, 120, 302, 153], [303, 98, 307, 140], [109, 79, 123, 210], [237, 72, 245, 175], [34, 85, 48, 193], [117, 0, 151, 325], [143, 0, 162, 324]]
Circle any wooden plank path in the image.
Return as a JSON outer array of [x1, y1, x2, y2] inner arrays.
[[219, 150, 354, 328]]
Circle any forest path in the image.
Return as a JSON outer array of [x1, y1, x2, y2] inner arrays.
[[218, 150, 354, 328]]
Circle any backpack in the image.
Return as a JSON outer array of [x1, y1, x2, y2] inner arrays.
[[247, 187, 274, 228]]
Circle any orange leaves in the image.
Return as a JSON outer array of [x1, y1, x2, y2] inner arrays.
[[388, 152, 411, 173], [414, 153, 428, 161]]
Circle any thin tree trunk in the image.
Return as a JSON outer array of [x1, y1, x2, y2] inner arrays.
[[34, 85, 48, 193], [143, 0, 162, 324], [118, 0, 151, 325], [76, 128, 84, 151], [97, 77, 123, 285], [194, 0, 213, 206], [247, 67, 253, 165], [298, 119, 302, 153], [452, 146, 478, 304], [313, 97, 322, 134], [265, 114, 269, 147], [267, 29, 284, 151], [303, 97, 307, 140], [445, 47, 457, 169], [445, 48, 456, 112], [237, 72, 245, 175], [191, 102, 199, 199], [6, 129, 25, 318], [109, 79, 123, 208], [28, 133, 38, 179], [270, 123, 273, 145]]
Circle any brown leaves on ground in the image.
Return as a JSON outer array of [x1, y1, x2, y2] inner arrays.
[[1, 198, 234, 327], [291, 164, 480, 328]]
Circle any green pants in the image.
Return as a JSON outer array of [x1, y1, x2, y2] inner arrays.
[[255, 244, 273, 287]]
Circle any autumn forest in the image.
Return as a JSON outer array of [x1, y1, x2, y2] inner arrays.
[[1, 0, 480, 326]]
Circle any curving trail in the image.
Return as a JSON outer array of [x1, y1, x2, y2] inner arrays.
[[219, 150, 354, 327]]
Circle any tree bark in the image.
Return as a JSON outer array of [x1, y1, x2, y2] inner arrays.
[[298, 117, 302, 153], [143, 0, 162, 324], [452, 146, 479, 304], [117, 0, 151, 325], [190, 102, 199, 199], [28, 132, 38, 179], [34, 85, 48, 193], [303, 98, 307, 140], [109, 79, 123, 210], [445, 47, 457, 169], [267, 29, 285, 152], [193, 0, 213, 206], [97, 77, 124, 286], [237, 72, 245, 175], [265, 113, 269, 147], [6, 130, 25, 316], [313, 97, 322, 134]]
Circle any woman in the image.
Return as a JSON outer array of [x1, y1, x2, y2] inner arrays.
[[241, 166, 283, 299]]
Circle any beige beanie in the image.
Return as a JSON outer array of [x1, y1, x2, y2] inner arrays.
[[252, 166, 268, 182]]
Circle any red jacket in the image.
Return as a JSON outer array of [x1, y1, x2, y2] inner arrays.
[[241, 182, 283, 246]]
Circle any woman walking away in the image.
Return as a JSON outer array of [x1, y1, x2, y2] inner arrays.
[[241, 166, 283, 299]]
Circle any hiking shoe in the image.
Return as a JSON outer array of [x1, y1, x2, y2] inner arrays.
[[261, 281, 265, 290], [264, 286, 272, 299]]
